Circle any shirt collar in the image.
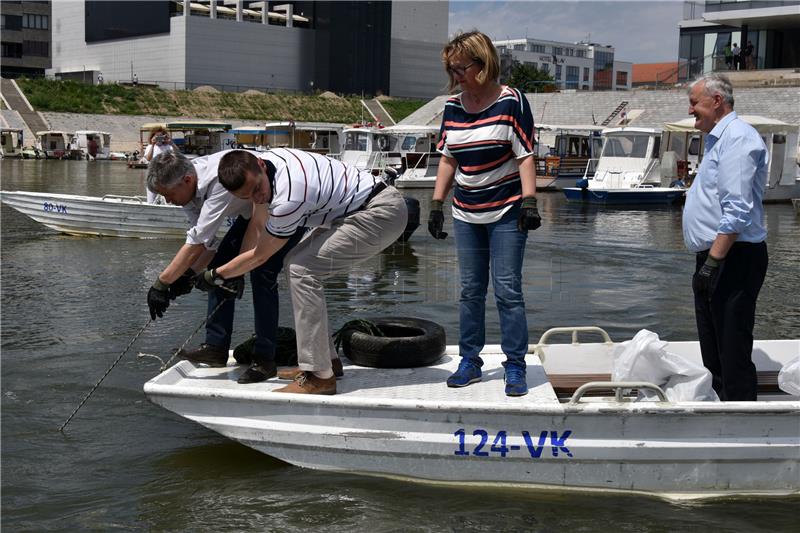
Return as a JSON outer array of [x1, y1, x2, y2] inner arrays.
[[707, 110, 737, 140]]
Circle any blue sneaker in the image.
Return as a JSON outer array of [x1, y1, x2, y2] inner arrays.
[[504, 365, 528, 396], [446, 358, 482, 388]]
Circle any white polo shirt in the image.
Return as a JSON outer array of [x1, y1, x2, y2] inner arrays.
[[259, 148, 383, 238], [182, 150, 254, 250]]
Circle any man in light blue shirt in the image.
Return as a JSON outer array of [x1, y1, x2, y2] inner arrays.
[[682, 73, 769, 401]]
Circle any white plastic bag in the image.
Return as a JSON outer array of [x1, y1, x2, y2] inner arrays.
[[612, 329, 719, 402], [778, 356, 800, 396]]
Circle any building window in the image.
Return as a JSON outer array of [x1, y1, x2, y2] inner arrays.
[[23, 40, 49, 57], [540, 63, 550, 73], [22, 14, 49, 29], [583, 67, 590, 81], [616, 71, 628, 87], [2, 14, 22, 30], [576, 49, 586, 58], [594, 50, 615, 90], [566, 65, 579, 89], [524, 61, 537, 70], [1, 42, 23, 58], [497, 45, 507, 52], [512, 44, 524, 51], [529, 44, 545, 53], [553, 47, 562, 56], [555, 64, 562, 80]]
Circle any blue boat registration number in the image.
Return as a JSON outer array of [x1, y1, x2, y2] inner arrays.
[[454, 428, 573, 458]]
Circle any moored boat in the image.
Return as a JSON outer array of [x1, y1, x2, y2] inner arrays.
[[0, 190, 234, 239], [144, 327, 800, 500], [73, 130, 112, 160], [535, 124, 604, 191], [0, 128, 24, 158], [35, 130, 82, 160], [563, 127, 684, 205]]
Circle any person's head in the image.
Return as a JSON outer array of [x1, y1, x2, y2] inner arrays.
[[441, 30, 500, 93], [218, 150, 272, 204], [687, 73, 734, 133], [146, 152, 197, 205], [149, 127, 169, 144]]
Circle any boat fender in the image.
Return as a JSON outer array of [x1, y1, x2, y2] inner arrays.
[[340, 317, 446, 368], [575, 178, 589, 189]]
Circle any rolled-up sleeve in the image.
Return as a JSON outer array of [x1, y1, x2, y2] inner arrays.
[[716, 134, 762, 235]]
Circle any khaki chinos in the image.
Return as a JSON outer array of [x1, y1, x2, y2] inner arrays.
[[284, 186, 408, 372]]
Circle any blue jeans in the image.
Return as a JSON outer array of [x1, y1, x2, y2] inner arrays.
[[453, 205, 528, 369], [206, 216, 303, 362]]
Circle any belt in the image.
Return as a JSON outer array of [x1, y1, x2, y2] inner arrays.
[[360, 181, 388, 208]]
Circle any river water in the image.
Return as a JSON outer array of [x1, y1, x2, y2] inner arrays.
[[1, 159, 798, 532]]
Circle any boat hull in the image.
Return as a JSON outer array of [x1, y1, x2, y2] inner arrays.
[[144, 342, 800, 500], [0, 190, 230, 239], [563, 187, 684, 205]]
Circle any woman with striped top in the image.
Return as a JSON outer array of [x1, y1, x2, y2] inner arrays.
[[428, 30, 541, 396]]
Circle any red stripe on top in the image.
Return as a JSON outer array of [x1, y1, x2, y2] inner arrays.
[[453, 194, 522, 210], [447, 139, 511, 150], [458, 171, 520, 191]]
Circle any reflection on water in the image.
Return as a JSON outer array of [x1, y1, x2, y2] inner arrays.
[[2, 160, 799, 531]]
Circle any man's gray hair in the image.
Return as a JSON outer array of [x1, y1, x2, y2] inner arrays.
[[146, 152, 196, 192], [689, 73, 735, 108]]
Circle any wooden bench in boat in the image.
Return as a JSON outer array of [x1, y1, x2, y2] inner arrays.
[[547, 371, 782, 396]]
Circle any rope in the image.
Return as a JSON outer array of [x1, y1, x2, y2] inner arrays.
[[59, 318, 152, 433], [157, 300, 226, 372]]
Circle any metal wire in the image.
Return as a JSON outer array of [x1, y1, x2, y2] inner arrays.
[[59, 318, 152, 433], [158, 300, 225, 372]]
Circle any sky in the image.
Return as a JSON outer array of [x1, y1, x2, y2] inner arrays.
[[449, 0, 686, 64]]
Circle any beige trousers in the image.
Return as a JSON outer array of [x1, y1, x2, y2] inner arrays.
[[284, 187, 408, 372]]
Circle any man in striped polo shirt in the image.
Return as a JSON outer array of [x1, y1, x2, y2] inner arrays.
[[195, 148, 408, 395]]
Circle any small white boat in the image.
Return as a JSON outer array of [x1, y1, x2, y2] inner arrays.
[[385, 125, 442, 189], [337, 125, 399, 174], [663, 115, 800, 203], [259, 121, 344, 155], [534, 124, 604, 191], [35, 130, 82, 160], [144, 326, 799, 500], [139, 120, 234, 158], [73, 130, 112, 160], [0, 190, 234, 239], [563, 127, 684, 205], [0, 128, 24, 158]]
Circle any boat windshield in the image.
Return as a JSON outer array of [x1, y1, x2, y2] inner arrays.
[[602, 134, 650, 158], [344, 132, 369, 151]]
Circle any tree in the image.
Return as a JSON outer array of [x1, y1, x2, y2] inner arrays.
[[505, 61, 556, 93]]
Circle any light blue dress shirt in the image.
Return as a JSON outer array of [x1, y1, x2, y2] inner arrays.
[[682, 111, 768, 253]]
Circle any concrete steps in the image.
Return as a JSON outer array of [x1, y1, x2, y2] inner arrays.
[[1, 78, 50, 135]]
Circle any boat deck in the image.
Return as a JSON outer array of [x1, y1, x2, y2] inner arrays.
[[152, 346, 561, 407]]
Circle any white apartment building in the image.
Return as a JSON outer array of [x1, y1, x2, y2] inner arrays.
[[494, 38, 633, 91]]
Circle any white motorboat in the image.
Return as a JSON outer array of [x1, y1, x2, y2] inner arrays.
[[0, 128, 24, 158], [0, 190, 234, 239], [663, 115, 800, 202], [144, 326, 799, 500], [534, 124, 604, 191], [35, 130, 82, 160], [385, 125, 441, 189], [73, 130, 112, 160], [563, 127, 684, 205]]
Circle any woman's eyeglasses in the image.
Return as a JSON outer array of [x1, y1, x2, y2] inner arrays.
[[447, 62, 475, 76]]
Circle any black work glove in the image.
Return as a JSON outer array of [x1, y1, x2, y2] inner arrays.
[[692, 255, 723, 300], [517, 197, 542, 232], [169, 268, 196, 300], [194, 269, 245, 300], [147, 278, 170, 320], [427, 199, 448, 239]]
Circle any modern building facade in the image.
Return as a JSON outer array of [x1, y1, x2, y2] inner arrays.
[[1, 0, 52, 78], [46, 0, 447, 99], [493, 37, 633, 91], [678, 0, 800, 81]]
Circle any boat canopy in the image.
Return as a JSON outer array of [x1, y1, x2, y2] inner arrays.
[[140, 120, 232, 132], [230, 127, 271, 135], [380, 124, 439, 135], [1, 128, 23, 133], [262, 121, 344, 132], [35, 130, 72, 136], [664, 115, 796, 134], [75, 130, 111, 136], [537, 124, 605, 133], [602, 126, 661, 136]]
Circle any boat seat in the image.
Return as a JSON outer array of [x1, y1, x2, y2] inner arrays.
[[547, 371, 783, 396]]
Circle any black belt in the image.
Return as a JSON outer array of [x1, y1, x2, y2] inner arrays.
[[361, 181, 388, 207]]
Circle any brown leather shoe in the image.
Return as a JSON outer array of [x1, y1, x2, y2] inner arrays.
[[274, 372, 336, 395], [277, 358, 343, 380]]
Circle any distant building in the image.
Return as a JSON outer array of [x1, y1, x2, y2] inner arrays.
[[678, 0, 800, 81], [46, 1, 448, 99], [632, 62, 680, 88], [1, 1, 52, 78], [493, 37, 633, 91]]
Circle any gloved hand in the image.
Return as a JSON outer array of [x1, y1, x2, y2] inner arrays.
[[195, 269, 245, 300], [169, 268, 196, 300], [147, 278, 170, 320], [692, 255, 723, 299], [427, 199, 448, 239], [517, 197, 542, 232]]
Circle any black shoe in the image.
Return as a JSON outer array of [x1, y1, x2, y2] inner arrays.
[[178, 343, 228, 367], [237, 360, 277, 384], [232, 336, 255, 365]]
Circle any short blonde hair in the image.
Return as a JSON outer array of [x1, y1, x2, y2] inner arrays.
[[442, 30, 500, 93]]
